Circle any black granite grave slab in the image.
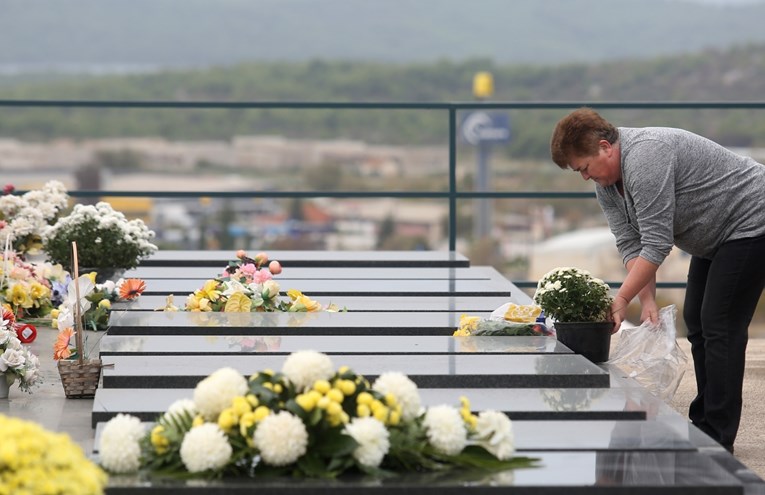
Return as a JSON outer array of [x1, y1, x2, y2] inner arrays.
[[103, 450, 746, 494], [125, 266, 499, 281], [138, 277, 514, 297], [112, 295, 529, 312], [99, 335, 571, 356], [100, 354, 610, 389], [140, 250, 470, 268], [107, 311, 484, 336], [92, 386, 668, 427]]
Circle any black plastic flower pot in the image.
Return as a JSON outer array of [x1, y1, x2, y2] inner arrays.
[[554, 321, 614, 363]]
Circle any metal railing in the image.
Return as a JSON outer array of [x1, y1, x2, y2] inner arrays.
[[5, 99, 764, 289]]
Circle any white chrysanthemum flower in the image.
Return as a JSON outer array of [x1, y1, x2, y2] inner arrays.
[[164, 398, 198, 423], [180, 423, 232, 473], [474, 410, 515, 460], [343, 417, 390, 467], [193, 367, 248, 420], [372, 372, 421, 421], [422, 405, 467, 456], [253, 411, 308, 466], [99, 414, 145, 473], [281, 350, 334, 391]]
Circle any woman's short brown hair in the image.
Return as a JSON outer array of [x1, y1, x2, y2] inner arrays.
[[550, 107, 619, 168]]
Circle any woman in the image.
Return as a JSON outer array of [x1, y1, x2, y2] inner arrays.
[[550, 107, 765, 453]]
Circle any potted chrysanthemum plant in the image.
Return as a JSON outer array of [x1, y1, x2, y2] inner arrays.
[[42, 202, 157, 282], [533, 266, 614, 363]]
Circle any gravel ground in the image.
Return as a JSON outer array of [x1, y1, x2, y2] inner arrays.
[[668, 337, 765, 480]]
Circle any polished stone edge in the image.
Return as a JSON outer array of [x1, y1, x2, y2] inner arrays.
[[91, 410, 645, 429], [102, 373, 610, 390], [92, 387, 654, 428]]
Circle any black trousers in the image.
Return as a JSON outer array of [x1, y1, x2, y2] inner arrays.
[[684, 234, 765, 450]]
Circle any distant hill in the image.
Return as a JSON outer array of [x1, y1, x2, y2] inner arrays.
[[3, 0, 765, 73], [1, 42, 765, 157]]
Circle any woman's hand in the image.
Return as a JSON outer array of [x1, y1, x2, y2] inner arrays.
[[610, 295, 630, 334], [640, 299, 659, 325]]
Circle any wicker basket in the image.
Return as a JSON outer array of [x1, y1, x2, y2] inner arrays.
[[58, 358, 102, 399], [56, 241, 105, 399]]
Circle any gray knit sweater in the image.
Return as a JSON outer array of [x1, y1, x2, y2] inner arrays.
[[596, 127, 765, 265]]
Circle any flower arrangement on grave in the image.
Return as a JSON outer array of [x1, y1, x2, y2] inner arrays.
[[98, 351, 537, 478], [0, 180, 69, 256], [453, 304, 551, 337], [0, 307, 42, 393], [182, 251, 337, 313], [52, 274, 147, 341], [0, 251, 69, 321], [43, 201, 158, 272], [0, 413, 108, 494], [533, 267, 615, 362], [533, 267, 613, 324]]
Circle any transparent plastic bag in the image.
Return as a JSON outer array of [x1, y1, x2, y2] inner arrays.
[[607, 305, 689, 401]]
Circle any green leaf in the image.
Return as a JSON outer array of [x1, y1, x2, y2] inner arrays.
[[308, 407, 323, 426], [313, 430, 357, 458], [296, 452, 332, 478]]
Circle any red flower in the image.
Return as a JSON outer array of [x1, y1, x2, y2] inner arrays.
[[1, 306, 16, 327]]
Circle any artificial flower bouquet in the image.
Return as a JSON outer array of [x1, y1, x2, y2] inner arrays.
[[0, 251, 69, 321], [52, 274, 146, 342], [183, 251, 335, 313], [0, 307, 42, 393], [453, 304, 552, 337], [98, 351, 537, 478], [0, 180, 69, 255], [0, 414, 107, 494], [43, 201, 158, 271]]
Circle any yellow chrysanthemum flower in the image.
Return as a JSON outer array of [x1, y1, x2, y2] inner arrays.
[[231, 396, 252, 417], [150, 425, 170, 454], [252, 405, 271, 423], [454, 314, 482, 336], [217, 408, 238, 433]]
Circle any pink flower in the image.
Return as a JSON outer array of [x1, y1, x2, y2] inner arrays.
[[252, 269, 273, 284], [3, 184, 14, 195], [240, 263, 257, 277]]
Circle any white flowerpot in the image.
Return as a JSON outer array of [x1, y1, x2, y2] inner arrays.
[[0, 373, 11, 399]]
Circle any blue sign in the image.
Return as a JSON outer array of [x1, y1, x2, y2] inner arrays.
[[460, 112, 510, 145]]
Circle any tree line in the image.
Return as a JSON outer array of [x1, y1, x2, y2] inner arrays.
[[1, 44, 765, 158]]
